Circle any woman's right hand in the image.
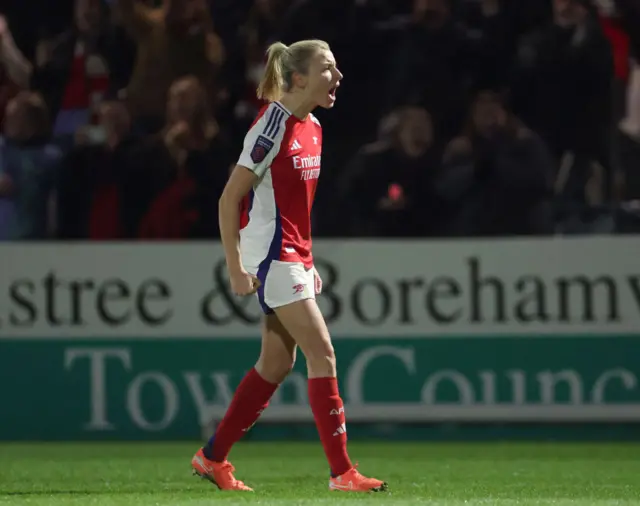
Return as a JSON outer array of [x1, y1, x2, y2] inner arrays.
[[229, 268, 261, 296]]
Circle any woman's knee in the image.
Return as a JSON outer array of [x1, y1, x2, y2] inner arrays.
[[304, 339, 336, 378], [256, 314, 297, 384], [273, 299, 337, 377], [256, 347, 296, 384]]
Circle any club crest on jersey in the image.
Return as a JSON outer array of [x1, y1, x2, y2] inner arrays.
[[251, 135, 274, 164]]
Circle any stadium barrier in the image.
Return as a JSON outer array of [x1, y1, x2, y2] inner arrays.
[[1, 237, 639, 440]]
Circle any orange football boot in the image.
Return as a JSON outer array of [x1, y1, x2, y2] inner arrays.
[[191, 448, 253, 491], [329, 464, 388, 492]]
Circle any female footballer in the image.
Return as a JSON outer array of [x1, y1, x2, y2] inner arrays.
[[191, 39, 388, 493]]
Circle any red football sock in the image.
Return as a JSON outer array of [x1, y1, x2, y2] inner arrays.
[[308, 377, 353, 477], [206, 368, 278, 462]]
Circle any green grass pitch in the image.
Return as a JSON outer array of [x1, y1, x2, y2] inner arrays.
[[1, 442, 639, 505]]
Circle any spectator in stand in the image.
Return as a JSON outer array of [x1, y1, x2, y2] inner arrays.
[[613, 0, 640, 199], [132, 76, 232, 239], [1, 0, 633, 239], [335, 106, 442, 237], [29, 0, 115, 150], [438, 91, 554, 236], [0, 91, 61, 240], [115, 0, 225, 133], [511, 0, 615, 205], [56, 100, 137, 239], [386, 0, 466, 141], [386, 0, 511, 141], [596, 0, 631, 92], [616, 0, 640, 142]]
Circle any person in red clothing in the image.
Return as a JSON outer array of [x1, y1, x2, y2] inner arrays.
[[190, 40, 388, 494], [135, 76, 231, 239], [31, 0, 111, 144], [56, 100, 135, 239]]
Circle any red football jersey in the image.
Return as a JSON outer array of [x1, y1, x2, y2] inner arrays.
[[238, 101, 322, 270]]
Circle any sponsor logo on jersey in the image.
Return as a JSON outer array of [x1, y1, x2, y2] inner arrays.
[[250, 135, 274, 164], [293, 154, 322, 181], [290, 139, 302, 150], [292, 154, 321, 169]]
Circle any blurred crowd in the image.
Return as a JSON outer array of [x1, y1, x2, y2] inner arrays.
[[1, 0, 640, 240]]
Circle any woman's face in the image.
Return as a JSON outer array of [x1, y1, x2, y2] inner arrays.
[[167, 80, 203, 124], [296, 49, 343, 109]]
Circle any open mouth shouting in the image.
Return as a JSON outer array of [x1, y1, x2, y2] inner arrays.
[[328, 83, 339, 104]]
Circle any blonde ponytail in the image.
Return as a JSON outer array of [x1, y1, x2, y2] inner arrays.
[[256, 39, 331, 102], [257, 42, 288, 102]]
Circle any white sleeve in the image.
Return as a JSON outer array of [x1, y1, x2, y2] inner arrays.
[[237, 105, 288, 178]]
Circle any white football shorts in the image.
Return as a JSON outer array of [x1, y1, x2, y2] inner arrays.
[[247, 260, 315, 314]]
